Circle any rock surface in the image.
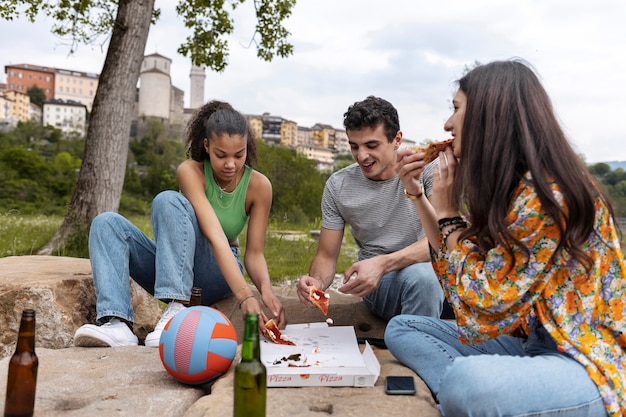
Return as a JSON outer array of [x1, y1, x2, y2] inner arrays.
[[0, 255, 442, 416], [0, 347, 207, 416], [0, 345, 441, 417], [0, 256, 162, 358]]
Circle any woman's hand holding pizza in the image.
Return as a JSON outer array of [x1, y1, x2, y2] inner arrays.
[[429, 145, 459, 218], [238, 296, 269, 331], [260, 291, 286, 329]]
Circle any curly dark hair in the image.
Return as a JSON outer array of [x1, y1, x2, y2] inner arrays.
[[185, 100, 258, 166], [343, 96, 400, 142]]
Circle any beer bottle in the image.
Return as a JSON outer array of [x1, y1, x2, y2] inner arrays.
[[4, 309, 38, 417], [233, 313, 266, 417], [189, 287, 202, 306]]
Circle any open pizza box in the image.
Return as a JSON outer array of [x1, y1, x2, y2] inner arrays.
[[260, 322, 381, 387]]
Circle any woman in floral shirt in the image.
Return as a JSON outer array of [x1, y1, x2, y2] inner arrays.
[[390, 60, 625, 417]]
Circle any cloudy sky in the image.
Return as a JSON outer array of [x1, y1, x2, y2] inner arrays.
[[1, 0, 625, 163]]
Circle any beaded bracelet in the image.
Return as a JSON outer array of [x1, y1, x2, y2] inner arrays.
[[238, 295, 255, 309], [442, 224, 464, 245], [438, 216, 467, 231]]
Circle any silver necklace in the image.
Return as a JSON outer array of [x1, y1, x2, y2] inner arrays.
[[213, 172, 237, 199]]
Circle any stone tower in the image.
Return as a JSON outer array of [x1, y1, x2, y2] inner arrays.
[[138, 53, 172, 120], [189, 64, 206, 110]]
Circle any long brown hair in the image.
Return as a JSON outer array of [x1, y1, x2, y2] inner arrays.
[[185, 100, 258, 166], [454, 59, 616, 270]]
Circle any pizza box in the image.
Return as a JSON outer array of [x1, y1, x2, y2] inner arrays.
[[260, 322, 381, 387]]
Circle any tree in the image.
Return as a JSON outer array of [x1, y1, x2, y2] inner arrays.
[[26, 85, 46, 108], [589, 162, 611, 178], [255, 141, 328, 223], [0, 0, 296, 254]]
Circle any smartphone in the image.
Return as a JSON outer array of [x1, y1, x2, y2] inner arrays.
[[385, 376, 416, 395]]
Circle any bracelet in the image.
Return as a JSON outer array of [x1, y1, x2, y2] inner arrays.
[[404, 185, 424, 200], [238, 295, 255, 309], [234, 286, 249, 295], [442, 224, 464, 245], [438, 216, 466, 231]]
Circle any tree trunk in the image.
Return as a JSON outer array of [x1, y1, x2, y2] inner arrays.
[[38, 0, 155, 255]]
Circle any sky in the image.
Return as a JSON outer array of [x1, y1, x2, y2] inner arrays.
[[1, 0, 625, 163]]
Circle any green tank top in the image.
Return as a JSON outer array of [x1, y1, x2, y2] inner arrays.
[[204, 161, 252, 242]]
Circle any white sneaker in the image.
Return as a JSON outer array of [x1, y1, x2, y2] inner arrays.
[[74, 318, 138, 347], [144, 301, 186, 348]]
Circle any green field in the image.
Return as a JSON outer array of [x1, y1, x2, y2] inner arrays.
[[0, 213, 356, 286]]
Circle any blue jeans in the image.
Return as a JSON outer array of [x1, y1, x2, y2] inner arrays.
[[363, 262, 443, 320], [89, 190, 242, 323], [385, 316, 607, 417]]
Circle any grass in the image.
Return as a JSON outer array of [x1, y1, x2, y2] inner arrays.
[[0, 211, 63, 257], [0, 212, 357, 286], [4, 212, 624, 287]]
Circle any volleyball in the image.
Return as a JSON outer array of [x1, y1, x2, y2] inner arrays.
[[158, 306, 238, 385]]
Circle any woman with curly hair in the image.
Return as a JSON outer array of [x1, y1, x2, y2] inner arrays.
[[75, 100, 285, 348], [390, 60, 625, 416]]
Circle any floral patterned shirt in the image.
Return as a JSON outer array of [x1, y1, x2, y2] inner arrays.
[[434, 173, 626, 416]]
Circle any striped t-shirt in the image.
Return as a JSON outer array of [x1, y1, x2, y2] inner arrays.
[[321, 161, 435, 261]]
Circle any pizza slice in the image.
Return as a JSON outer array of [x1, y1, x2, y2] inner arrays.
[[264, 319, 296, 346], [309, 287, 330, 316], [412, 139, 454, 164]]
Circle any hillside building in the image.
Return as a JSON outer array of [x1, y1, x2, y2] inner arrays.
[[3, 56, 350, 171], [5, 63, 55, 99], [54, 68, 99, 111], [4, 63, 98, 112], [297, 126, 314, 147], [3, 90, 31, 123], [296, 144, 337, 171], [189, 65, 206, 110], [43, 99, 87, 136], [137, 53, 186, 127], [334, 129, 349, 154], [0, 94, 16, 130], [29, 102, 42, 124]]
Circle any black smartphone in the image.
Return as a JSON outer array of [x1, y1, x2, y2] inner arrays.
[[385, 375, 416, 395]]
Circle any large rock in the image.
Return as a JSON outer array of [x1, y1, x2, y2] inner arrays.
[[0, 347, 207, 416], [0, 346, 441, 417], [0, 255, 387, 359], [0, 255, 441, 417], [0, 256, 162, 358]]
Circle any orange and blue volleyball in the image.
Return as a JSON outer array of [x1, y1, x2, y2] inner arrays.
[[158, 306, 237, 385]]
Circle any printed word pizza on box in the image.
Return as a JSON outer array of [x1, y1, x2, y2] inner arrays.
[[260, 323, 380, 387]]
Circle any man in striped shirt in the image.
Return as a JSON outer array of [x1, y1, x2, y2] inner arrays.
[[297, 96, 447, 321]]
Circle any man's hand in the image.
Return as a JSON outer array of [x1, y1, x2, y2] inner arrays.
[[338, 257, 385, 298], [296, 275, 327, 306]]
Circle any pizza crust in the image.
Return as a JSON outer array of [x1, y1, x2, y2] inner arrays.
[[265, 319, 296, 346], [411, 139, 454, 164], [309, 287, 330, 316]]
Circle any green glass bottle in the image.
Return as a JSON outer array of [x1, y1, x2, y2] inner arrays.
[[233, 313, 266, 417]]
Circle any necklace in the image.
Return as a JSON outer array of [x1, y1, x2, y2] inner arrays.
[[213, 170, 241, 199]]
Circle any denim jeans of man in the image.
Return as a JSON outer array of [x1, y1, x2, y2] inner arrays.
[[362, 262, 443, 320], [89, 190, 242, 323], [385, 315, 607, 417]]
